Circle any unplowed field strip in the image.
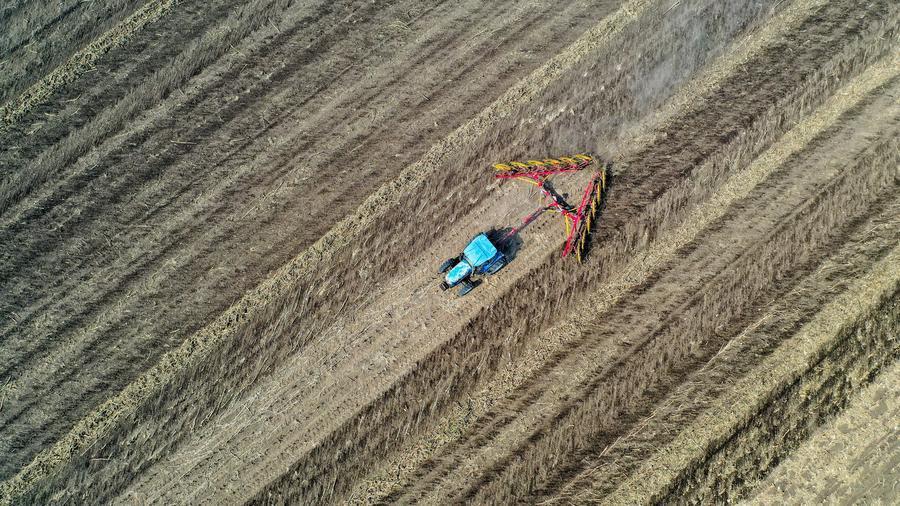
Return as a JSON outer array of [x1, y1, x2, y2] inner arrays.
[[0, 0, 625, 488]]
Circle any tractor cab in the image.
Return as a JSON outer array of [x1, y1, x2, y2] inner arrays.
[[438, 233, 507, 296]]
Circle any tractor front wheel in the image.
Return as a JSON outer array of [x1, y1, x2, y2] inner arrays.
[[438, 257, 457, 274]]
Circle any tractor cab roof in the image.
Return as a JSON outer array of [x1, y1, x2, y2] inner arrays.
[[463, 233, 499, 268]]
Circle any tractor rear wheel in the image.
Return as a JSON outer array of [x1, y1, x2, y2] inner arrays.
[[458, 279, 479, 296]]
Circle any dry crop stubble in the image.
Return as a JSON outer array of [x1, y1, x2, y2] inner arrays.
[[0, 0, 503, 367], [8, 0, 772, 498], [0, 0, 542, 440], [1, 0, 604, 364], [0, 0, 300, 212]]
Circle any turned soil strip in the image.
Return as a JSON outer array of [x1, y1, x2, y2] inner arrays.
[[606, 245, 900, 505], [353, 36, 898, 504], [0, 0, 661, 502], [0, 0, 176, 124]]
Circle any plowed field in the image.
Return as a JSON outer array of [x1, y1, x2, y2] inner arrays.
[[1, 0, 897, 504]]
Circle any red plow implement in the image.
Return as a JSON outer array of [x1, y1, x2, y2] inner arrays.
[[494, 154, 607, 262]]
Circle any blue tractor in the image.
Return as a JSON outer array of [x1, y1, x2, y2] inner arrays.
[[438, 233, 508, 296]]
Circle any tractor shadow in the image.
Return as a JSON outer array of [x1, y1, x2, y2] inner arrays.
[[487, 227, 524, 261]]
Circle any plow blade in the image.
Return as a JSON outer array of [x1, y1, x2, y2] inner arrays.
[[493, 153, 608, 262], [569, 167, 607, 262], [492, 153, 593, 178]]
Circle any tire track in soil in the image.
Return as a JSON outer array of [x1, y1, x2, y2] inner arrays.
[[0, 0, 609, 482], [391, 60, 900, 506], [0, 0, 652, 498]]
